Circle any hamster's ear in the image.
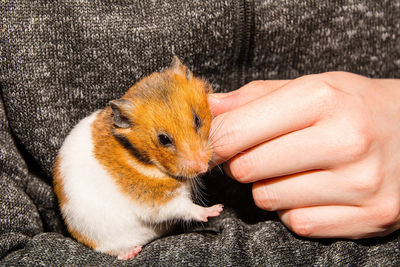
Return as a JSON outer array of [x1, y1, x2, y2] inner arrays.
[[169, 56, 191, 80], [109, 99, 134, 128]]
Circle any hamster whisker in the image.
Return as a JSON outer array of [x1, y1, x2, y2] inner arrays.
[[189, 176, 207, 206], [209, 143, 232, 149], [212, 151, 231, 161], [209, 159, 224, 173], [208, 116, 226, 141], [207, 133, 232, 149]]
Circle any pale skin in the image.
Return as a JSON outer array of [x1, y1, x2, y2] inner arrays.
[[208, 71, 400, 239]]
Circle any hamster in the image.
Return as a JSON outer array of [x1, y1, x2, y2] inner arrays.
[[53, 56, 223, 260]]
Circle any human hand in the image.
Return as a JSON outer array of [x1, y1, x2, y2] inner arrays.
[[208, 72, 400, 239]]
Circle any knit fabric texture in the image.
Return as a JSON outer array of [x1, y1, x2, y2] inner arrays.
[[1, 0, 400, 266]]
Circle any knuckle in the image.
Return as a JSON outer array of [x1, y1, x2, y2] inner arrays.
[[253, 185, 279, 211], [341, 124, 372, 161], [287, 212, 314, 237], [228, 154, 255, 183], [299, 75, 340, 112], [333, 93, 372, 162], [371, 199, 400, 228], [242, 80, 271, 96], [350, 161, 384, 194], [311, 81, 338, 106], [352, 174, 382, 194], [297, 73, 321, 84], [246, 80, 267, 89]]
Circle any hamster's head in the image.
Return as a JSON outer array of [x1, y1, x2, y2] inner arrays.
[[109, 57, 213, 180]]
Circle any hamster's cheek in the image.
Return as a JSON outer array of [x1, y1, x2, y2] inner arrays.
[[154, 152, 179, 175]]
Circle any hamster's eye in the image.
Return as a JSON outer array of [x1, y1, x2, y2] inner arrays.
[[157, 133, 174, 147], [194, 113, 201, 131]]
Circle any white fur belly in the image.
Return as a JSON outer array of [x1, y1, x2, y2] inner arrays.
[[58, 111, 160, 253]]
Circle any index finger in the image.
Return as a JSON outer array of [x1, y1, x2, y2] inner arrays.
[[208, 80, 289, 117], [209, 77, 325, 166]]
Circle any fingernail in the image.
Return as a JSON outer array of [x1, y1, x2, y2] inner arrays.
[[210, 93, 228, 99], [208, 93, 231, 104], [208, 94, 222, 105]]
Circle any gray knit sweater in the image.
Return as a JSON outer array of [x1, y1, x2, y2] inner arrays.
[[1, 0, 399, 266]]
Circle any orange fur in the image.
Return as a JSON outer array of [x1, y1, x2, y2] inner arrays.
[[92, 110, 183, 205], [52, 57, 217, 258], [68, 226, 98, 249], [120, 68, 213, 178], [91, 61, 212, 205], [53, 157, 67, 208]]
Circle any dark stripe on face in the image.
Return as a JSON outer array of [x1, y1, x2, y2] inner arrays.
[[112, 132, 153, 165]]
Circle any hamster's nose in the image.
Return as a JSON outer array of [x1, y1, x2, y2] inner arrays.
[[181, 147, 211, 174], [186, 159, 209, 174]]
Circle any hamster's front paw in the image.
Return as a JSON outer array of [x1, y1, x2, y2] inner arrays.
[[194, 204, 224, 222]]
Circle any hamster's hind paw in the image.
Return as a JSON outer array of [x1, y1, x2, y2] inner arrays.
[[117, 245, 142, 260]]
